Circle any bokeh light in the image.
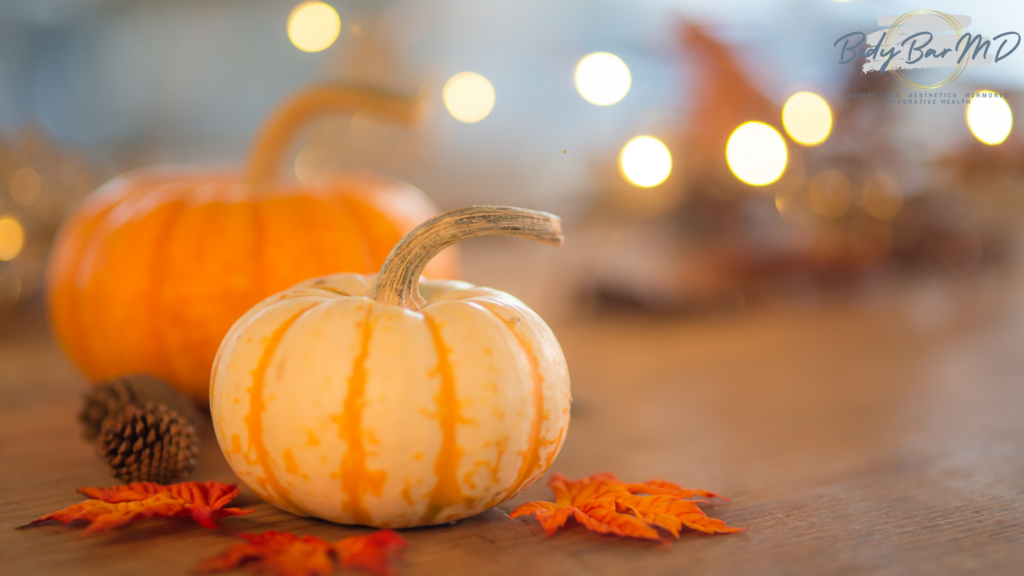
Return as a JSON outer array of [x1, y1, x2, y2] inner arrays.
[[726, 121, 787, 186], [294, 144, 326, 185], [0, 271, 20, 308], [575, 52, 631, 106], [619, 136, 672, 188], [9, 167, 41, 207], [782, 92, 832, 146], [775, 190, 813, 224], [967, 91, 1012, 145], [443, 72, 495, 123], [860, 173, 903, 220], [287, 2, 341, 53], [806, 169, 852, 218], [0, 216, 25, 261]]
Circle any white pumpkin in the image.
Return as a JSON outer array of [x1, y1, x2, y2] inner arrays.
[[210, 206, 570, 528]]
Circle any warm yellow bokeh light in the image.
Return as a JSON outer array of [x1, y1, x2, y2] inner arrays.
[[287, 2, 341, 53], [726, 121, 788, 186], [861, 172, 903, 220], [782, 92, 832, 146], [575, 52, 631, 106], [443, 72, 495, 123], [967, 91, 1012, 145], [0, 216, 25, 261], [806, 169, 852, 218], [294, 144, 326, 185], [10, 167, 41, 207], [619, 136, 672, 188]]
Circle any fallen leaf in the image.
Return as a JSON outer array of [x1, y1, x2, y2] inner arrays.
[[510, 472, 742, 542], [78, 480, 237, 505], [197, 532, 337, 576], [197, 530, 408, 576], [621, 477, 729, 501], [77, 481, 252, 528], [336, 530, 408, 576], [19, 481, 253, 532]]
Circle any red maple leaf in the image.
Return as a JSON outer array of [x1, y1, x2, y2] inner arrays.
[[510, 472, 742, 541]]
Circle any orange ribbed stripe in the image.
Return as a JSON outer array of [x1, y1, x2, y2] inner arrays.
[[244, 304, 316, 515], [336, 304, 387, 526], [420, 314, 465, 524], [478, 303, 546, 500]]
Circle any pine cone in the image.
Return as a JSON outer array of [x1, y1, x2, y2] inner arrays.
[[98, 403, 200, 484], [79, 374, 198, 439]]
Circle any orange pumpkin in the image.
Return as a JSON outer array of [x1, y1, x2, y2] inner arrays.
[[47, 86, 458, 404]]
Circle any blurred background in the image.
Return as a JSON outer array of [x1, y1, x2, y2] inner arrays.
[[3, 4, 1024, 570], [2, 0, 1024, 321]]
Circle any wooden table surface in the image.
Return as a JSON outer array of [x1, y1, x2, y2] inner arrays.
[[2, 268, 1024, 575]]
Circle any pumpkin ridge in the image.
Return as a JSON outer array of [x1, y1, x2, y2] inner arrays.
[[252, 193, 268, 300], [310, 286, 354, 297], [419, 313, 466, 525], [148, 193, 189, 384], [288, 193, 369, 280], [88, 184, 187, 380], [53, 203, 122, 377], [244, 302, 321, 516], [48, 175, 155, 375], [335, 303, 386, 526], [158, 183, 234, 389], [475, 302, 546, 502], [333, 196, 378, 273]]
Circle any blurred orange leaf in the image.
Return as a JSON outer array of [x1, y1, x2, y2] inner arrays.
[[197, 532, 336, 576], [336, 531, 409, 576], [510, 472, 742, 542], [197, 530, 408, 576], [19, 481, 253, 532]]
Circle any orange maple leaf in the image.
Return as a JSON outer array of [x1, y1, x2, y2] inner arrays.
[[19, 481, 253, 532], [76, 481, 252, 528], [510, 472, 742, 542], [197, 530, 408, 576]]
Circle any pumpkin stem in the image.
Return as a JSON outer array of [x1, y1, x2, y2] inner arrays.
[[245, 85, 420, 187], [368, 206, 563, 310]]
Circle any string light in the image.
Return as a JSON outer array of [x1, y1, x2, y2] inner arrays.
[[443, 72, 495, 123], [782, 92, 832, 146], [294, 144, 326, 185], [967, 91, 1012, 145], [726, 122, 787, 186], [575, 53, 631, 106], [287, 2, 341, 53], [0, 215, 25, 261], [619, 136, 672, 188]]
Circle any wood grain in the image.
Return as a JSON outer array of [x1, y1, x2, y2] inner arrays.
[[3, 269, 1024, 575]]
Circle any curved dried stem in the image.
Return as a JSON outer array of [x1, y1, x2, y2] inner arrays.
[[367, 206, 563, 310], [245, 85, 420, 187]]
